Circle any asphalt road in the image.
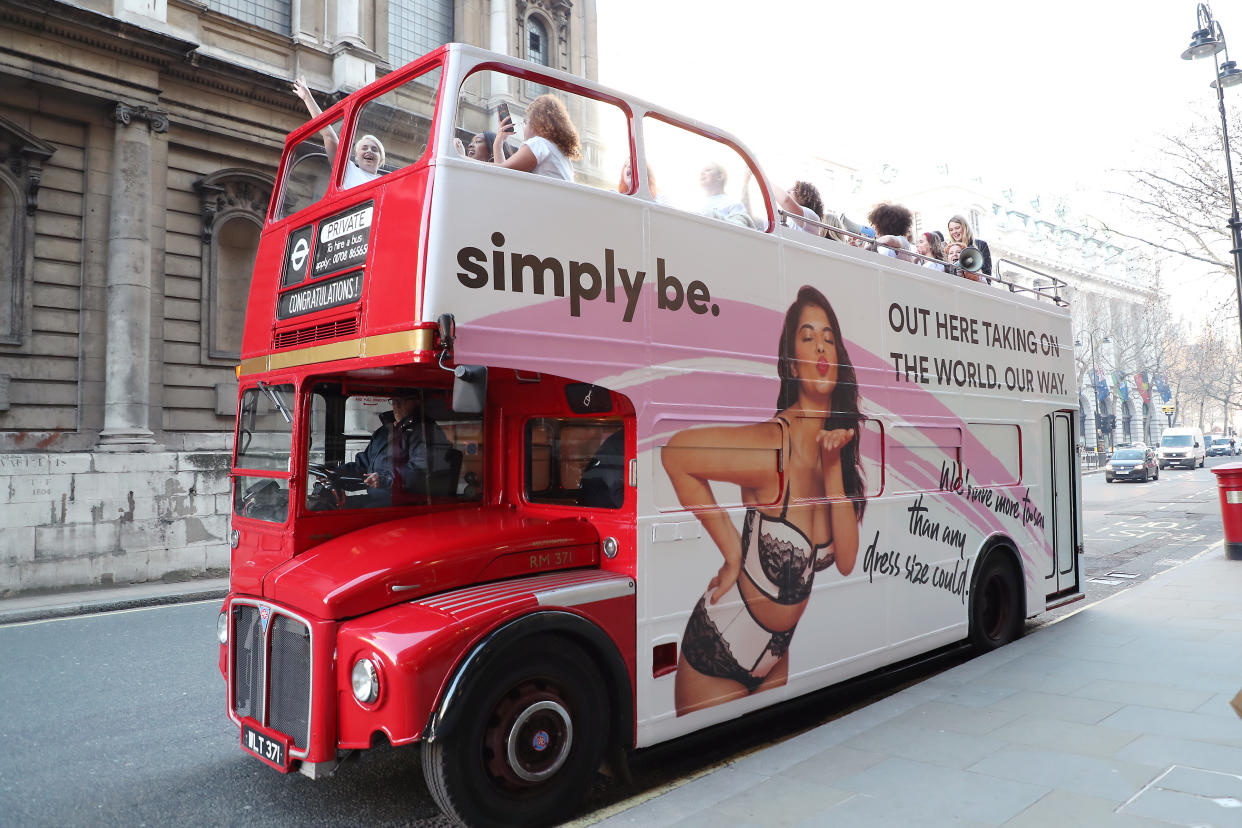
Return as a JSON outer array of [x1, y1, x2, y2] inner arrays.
[[0, 461, 1227, 827]]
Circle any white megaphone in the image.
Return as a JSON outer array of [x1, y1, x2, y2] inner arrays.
[[957, 246, 984, 273]]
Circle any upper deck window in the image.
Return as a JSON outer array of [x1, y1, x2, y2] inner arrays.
[[273, 117, 341, 221], [343, 66, 444, 190], [452, 69, 630, 194], [642, 115, 770, 231]]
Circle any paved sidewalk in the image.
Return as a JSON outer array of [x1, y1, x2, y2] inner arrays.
[[591, 543, 1242, 828], [0, 577, 228, 625]]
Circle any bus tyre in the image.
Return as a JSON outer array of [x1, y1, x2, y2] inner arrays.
[[969, 553, 1023, 654], [422, 637, 608, 828]]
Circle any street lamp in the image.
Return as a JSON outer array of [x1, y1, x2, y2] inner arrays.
[[1182, 3, 1242, 353], [1075, 330, 1112, 452]]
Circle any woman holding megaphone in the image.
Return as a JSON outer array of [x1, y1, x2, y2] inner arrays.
[[946, 214, 992, 276]]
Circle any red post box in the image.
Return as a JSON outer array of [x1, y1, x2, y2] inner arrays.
[[1211, 462, 1242, 560]]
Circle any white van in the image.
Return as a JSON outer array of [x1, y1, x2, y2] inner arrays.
[[1158, 426, 1206, 469]]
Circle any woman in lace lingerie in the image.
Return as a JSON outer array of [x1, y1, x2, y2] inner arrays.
[[662, 286, 866, 716]]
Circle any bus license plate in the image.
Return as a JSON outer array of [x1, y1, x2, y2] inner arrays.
[[241, 720, 291, 772]]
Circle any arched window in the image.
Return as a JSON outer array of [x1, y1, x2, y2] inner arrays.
[[525, 15, 552, 97], [212, 215, 261, 356], [527, 16, 549, 65], [196, 169, 273, 362]]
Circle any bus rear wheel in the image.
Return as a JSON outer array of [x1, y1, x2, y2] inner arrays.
[[422, 637, 608, 828], [969, 553, 1024, 653]]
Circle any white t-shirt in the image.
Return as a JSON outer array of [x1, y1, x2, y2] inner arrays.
[[921, 259, 946, 272], [787, 203, 820, 234], [877, 236, 914, 258], [702, 192, 747, 218], [342, 160, 380, 189], [525, 136, 574, 182]]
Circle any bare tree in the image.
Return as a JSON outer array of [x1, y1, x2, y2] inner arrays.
[[1104, 111, 1242, 317]]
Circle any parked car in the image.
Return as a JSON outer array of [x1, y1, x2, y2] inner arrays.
[[1105, 447, 1160, 482]]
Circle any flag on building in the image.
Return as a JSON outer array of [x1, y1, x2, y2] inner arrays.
[[1134, 372, 1151, 403]]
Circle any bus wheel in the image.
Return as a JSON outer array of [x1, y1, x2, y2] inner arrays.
[[422, 637, 608, 828], [969, 553, 1023, 654]]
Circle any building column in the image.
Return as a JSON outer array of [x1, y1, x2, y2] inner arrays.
[[96, 103, 166, 451]]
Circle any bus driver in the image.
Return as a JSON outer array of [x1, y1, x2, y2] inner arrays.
[[321, 394, 454, 508]]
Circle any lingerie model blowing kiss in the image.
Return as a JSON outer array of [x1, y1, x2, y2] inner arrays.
[[663, 285, 867, 715]]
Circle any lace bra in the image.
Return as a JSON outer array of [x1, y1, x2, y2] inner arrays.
[[741, 475, 835, 605]]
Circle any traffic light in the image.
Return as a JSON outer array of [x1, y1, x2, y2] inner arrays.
[[1106, 415, 1116, 431]]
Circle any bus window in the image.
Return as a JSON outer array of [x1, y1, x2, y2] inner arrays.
[[233, 384, 295, 523], [343, 66, 444, 189], [273, 119, 341, 221], [453, 69, 631, 193], [526, 418, 625, 509], [304, 383, 479, 511], [965, 423, 1022, 486], [890, 425, 962, 494], [642, 115, 769, 231]]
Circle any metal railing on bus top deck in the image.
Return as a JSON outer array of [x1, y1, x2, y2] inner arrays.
[[776, 208, 1070, 308]]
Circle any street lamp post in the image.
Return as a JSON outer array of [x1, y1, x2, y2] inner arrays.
[[1182, 2, 1242, 353], [1075, 329, 1112, 453]]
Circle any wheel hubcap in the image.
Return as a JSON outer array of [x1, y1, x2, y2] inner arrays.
[[506, 700, 572, 782], [482, 680, 574, 788]]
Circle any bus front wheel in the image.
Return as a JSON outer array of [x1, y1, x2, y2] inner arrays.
[[969, 552, 1024, 653], [422, 636, 608, 828]]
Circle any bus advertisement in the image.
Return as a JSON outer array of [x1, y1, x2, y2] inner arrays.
[[219, 44, 1082, 827]]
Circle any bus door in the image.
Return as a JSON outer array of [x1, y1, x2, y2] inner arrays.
[[1045, 411, 1079, 596]]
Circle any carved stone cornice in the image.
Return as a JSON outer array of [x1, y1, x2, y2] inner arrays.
[[194, 168, 274, 242], [0, 112, 56, 215], [111, 102, 169, 134]]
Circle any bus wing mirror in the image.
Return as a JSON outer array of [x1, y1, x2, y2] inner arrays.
[[438, 313, 456, 349], [453, 365, 487, 413]]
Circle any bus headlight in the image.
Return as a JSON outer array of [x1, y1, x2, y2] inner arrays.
[[217, 611, 228, 645], [351, 658, 380, 704]]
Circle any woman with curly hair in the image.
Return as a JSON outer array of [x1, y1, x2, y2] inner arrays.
[[775, 181, 825, 235], [663, 285, 865, 715], [868, 202, 915, 261], [492, 93, 580, 182]]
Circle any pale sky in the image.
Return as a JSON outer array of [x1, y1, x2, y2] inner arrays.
[[597, 0, 1224, 227]]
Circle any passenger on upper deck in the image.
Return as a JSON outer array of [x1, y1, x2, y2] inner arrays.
[[618, 160, 668, 204], [468, 131, 496, 162], [867, 202, 915, 261], [292, 76, 386, 189], [492, 94, 580, 182], [699, 162, 749, 223], [775, 181, 825, 235], [916, 232, 946, 272], [946, 214, 992, 276]]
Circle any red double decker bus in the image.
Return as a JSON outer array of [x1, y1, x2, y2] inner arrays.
[[220, 44, 1081, 827]]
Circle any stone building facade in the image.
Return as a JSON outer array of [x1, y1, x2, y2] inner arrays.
[[0, 0, 599, 594]]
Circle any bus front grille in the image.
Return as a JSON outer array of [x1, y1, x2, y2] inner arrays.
[[232, 604, 312, 750], [273, 317, 358, 349]]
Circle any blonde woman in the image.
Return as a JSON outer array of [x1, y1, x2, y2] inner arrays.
[[946, 214, 992, 276], [291, 76, 386, 188], [492, 94, 581, 182]]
